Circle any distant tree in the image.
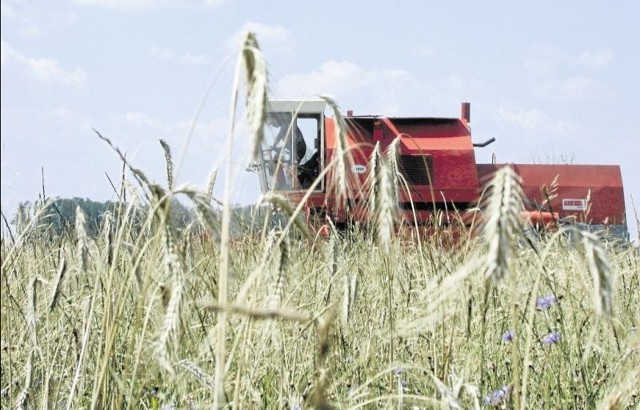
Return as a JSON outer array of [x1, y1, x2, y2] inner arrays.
[[12, 197, 122, 237]]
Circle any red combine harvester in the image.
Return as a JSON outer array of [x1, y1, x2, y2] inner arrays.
[[254, 99, 627, 238]]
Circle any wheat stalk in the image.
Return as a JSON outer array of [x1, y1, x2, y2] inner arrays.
[[340, 271, 358, 335], [178, 359, 215, 389], [320, 94, 352, 209], [14, 348, 34, 410], [100, 211, 114, 266], [367, 142, 383, 218], [242, 32, 268, 161], [74, 206, 90, 273], [307, 316, 334, 409], [259, 192, 312, 240], [379, 139, 401, 252], [176, 185, 221, 241], [150, 185, 186, 372], [365, 140, 399, 253], [159, 139, 175, 190], [206, 168, 218, 201], [49, 256, 67, 311], [480, 166, 524, 282], [199, 301, 311, 324], [94, 129, 151, 196], [268, 231, 289, 310], [577, 229, 614, 318], [212, 29, 270, 408]]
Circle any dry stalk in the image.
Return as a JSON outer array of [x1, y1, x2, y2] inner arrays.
[[178, 359, 215, 389], [268, 232, 289, 310], [259, 192, 311, 241], [75, 206, 90, 273], [49, 256, 68, 312], [14, 348, 34, 410], [199, 301, 311, 324], [151, 185, 187, 372], [159, 139, 175, 190], [577, 229, 614, 318], [242, 32, 268, 161], [320, 95, 352, 209], [480, 166, 524, 282]]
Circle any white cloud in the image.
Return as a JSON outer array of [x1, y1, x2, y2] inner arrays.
[[125, 111, 172, 130], [74, 0, 226, 10], [520, 45, 611, 102], [123, 111, 225, 141], [180, 53, 210, 64], [272, 60, 488, 117], [497, 105, 576, 134], [1, 41, 87, 87], [1, 1, 76, 39], [149, 45, 212, 64], [275, 60, 369, 97], [227, 22, 293, 54], [573, 49, 612, 68], [522, 45, 560, 78], [498, 106, 546, 129], [413, 45, 436, 57], [274, 60, 414, 101], [149, 45, 174, 60], [50, 107, 93, 132], [29, 57, 86, 85], [536, 76, 604, 101], [75, 0, 173, 10], [522, 45, 613, 76], [19, 25, 43, 38], [1, 1, 16, 17]]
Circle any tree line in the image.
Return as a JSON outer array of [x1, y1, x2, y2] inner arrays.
[[9, 197, 280, 239]]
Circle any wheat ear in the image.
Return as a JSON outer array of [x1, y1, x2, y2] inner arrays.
[[578, 229, 614, 318], [320, 94, 352, 209], [159, 139, 175, 190], [242, 32, 268, 161], [74, 206, 90, 273], [49, 256, 68, 311], [480, 166, 524, 282], [150, 185, 186, 372]]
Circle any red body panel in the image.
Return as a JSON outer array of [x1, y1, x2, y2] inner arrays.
[[477, 164, 626, 225], [325, 116, 480, 203]]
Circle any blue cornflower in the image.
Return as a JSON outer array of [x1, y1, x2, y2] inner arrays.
[[536, 295, 558, 310], [399, 379, 409, 388], [393, 367, 405, 376], [501, 330, 515, 342], [484, 385, 510, 406], [541, 331, 561, 345]]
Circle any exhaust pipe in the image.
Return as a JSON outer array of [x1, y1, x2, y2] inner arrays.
[[461, 102, 470, 123]]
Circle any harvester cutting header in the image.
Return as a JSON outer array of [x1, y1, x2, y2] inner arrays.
[[252, 99, 627, 237]]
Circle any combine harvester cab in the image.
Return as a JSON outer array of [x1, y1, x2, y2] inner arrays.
[[253, 99, 628, 239]]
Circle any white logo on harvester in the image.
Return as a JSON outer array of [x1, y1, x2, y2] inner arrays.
[[352, 164, 366, 174], [562, 199, 588, 211]]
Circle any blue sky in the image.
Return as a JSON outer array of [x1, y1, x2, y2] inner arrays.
[[1, 0, 639, 240]]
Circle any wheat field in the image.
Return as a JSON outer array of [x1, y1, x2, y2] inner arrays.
[[1, 31, 639, 410]]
